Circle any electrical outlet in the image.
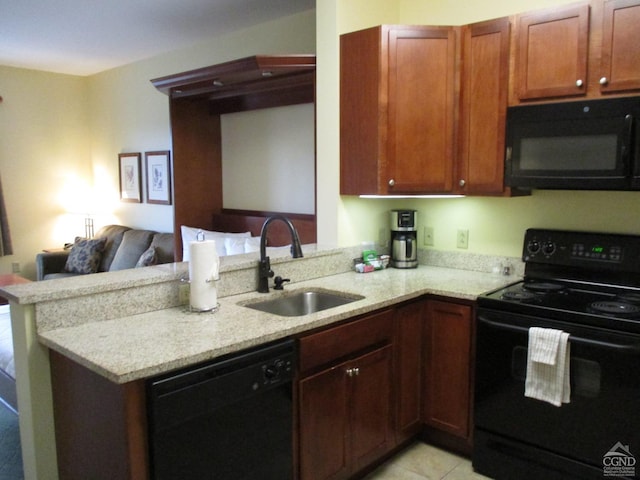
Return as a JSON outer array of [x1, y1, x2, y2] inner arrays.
[[424, 227, 434, 246], [456, 229, 469, 249], [11, 262, 20, 273]]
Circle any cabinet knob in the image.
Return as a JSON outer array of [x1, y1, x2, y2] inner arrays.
[[388, 179, 395, 187], [459, 179, 466, 187], [599, 77, 609, 86], [575, 79, 584, 88], [346, 368, 354, 377]]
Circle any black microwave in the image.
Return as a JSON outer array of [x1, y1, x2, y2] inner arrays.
[[505, 96, 640, 190]]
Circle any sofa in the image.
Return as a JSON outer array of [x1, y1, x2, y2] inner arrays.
[[36, 225, 175, 281]]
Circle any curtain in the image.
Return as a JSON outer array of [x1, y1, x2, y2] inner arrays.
[[0, 175, 13, 256]]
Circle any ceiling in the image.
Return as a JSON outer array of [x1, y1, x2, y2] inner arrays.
[[0, 0, 315, 76]]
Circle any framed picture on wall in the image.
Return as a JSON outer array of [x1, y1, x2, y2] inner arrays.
[[145, 150, 172, 205], [118, 152, 142, 203]]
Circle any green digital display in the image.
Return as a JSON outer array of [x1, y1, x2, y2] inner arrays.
[[592, 246, 604, 253]]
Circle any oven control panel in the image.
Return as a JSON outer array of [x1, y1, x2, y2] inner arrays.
[[523, 229, 640, 272]]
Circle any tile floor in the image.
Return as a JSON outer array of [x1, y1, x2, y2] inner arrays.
[[365, 442, 491, 480]]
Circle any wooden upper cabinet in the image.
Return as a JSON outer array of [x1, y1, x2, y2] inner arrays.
[[387, 26, 456, 194], [599, 0, 640, 93], [457, 18, 511, 195], [340, 25, 456, 195], [513, 0, 640, 103], [515, 3, 590, 101]]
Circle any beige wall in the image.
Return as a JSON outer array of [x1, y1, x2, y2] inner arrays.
[[0, 10, 315, 280], [316, 0, 640, 257], [0, 66, 91, 279], [221, 104, 315, 214], [87, 9, 316, 234]]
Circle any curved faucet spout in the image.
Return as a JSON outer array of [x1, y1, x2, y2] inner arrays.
[[257, 215, 304, 293]]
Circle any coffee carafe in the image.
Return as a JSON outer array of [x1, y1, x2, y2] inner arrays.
[[390, 210, 418, 269]]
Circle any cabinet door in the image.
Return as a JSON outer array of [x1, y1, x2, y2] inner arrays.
[[299, 345, 393, 480], [423, 300, 472, 438], [394, 300, 423, 442], [458, 18, 510, 195], [299, 364, 350, 480], [515, 3, 590, 101], [599, 0, 640, 93], [350, 345, 394, 471], [340, 26, 384, 196], [387, 26, 456, 193]]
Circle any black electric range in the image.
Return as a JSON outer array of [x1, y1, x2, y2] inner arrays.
[[474, 229, 640, 480]]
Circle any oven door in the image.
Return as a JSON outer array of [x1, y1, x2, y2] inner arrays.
[[474, 309, 640, 480]]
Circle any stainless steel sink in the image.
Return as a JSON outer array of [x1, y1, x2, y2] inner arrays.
[[242, 289, 364, 317]]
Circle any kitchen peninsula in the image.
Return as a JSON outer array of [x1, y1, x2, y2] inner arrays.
[[3, 245, 518, 479]]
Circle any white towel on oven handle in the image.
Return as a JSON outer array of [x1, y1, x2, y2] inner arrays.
[[528, 327, 563, 365], [525, 327, 571, 406]]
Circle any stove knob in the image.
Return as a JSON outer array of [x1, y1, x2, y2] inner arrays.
[[527, 240, 541, 254], [543, 241, 556, 256]]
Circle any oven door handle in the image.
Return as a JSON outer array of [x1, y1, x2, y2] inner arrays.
[[477, 315, 640, 354]]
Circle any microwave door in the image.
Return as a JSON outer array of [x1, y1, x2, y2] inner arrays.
[[506, 117, 631, 190]]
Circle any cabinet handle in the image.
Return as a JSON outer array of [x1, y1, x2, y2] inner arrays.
[[575, 79, 584, 88], [388, 179, 395, 187], [353, 367, 359, 376], [346, 368, 354, 377], [459, 179, 466, 187], [599, 77, 609, 86]]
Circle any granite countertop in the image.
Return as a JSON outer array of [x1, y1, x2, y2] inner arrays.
[[37, 265, 516, 384]]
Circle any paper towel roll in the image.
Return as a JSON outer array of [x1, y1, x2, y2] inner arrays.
[[189, 240, 220, 311]]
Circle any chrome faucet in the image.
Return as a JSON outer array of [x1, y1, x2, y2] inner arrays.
[[257, 215, 304, 293]]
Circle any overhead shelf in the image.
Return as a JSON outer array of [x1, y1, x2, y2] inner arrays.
[[151, 55, 316, 114]]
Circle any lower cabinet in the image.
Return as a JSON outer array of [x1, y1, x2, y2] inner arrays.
[[297, 297, 475, 479], [48, 297, 475, 479], [422, 299, 474, 451], [394, 299, 424, 443], [298, 309, 395, 480]]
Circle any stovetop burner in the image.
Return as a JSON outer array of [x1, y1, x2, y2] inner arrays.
[[502, 290, 537, 301], [589, 301, 640, 316], [523, 282, 565, 293]]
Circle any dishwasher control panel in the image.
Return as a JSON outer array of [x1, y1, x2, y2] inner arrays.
[[262, 357, 293, 384]]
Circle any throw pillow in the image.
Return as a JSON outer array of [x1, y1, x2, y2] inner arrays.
[[244, 236, 261, 253], [224, 236, 246, 255], [109, 230, 154, 271], [135, 246, 158, 268], [64, 237, 107, 274]]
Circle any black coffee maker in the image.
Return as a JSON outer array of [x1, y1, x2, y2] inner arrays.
[[390, 210, 418, 268]]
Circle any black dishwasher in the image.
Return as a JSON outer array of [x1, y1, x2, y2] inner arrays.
[[147, 338, 295, 480]]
